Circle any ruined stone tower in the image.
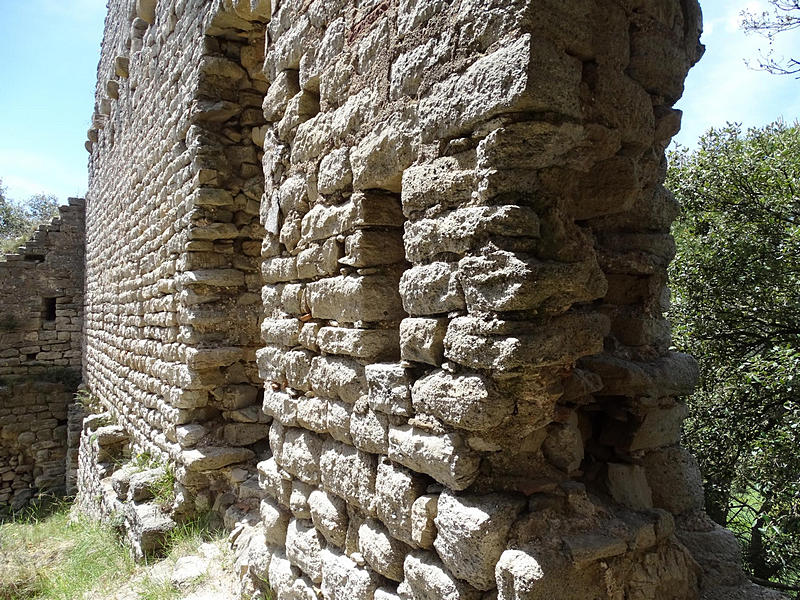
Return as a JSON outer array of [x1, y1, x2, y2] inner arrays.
[[54, 0, 786, 598]]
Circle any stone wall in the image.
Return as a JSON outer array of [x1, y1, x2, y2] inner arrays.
[[83, 0, 269, 512], [0, 200, 85, 510], [80, 1, 784, 599]]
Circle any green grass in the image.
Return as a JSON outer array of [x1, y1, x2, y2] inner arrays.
[[0, 499, 135, 599], [0, 499, 231, 600]]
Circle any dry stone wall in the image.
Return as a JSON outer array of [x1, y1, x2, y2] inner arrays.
[[80, 1, 785, 599], [0, 200, 85, 511], [83, 0, 271, 513]]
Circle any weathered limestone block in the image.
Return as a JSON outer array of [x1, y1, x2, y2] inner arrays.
[[444, 314, 608, 371], [411, 370, 514, 431], [326, 399, 354, 444], [366, 363, 414, 417], [541, 419, 584, 474], [350, 115, 417, 192], [307, 274, 405, 322], [606, 463, 653, 510], [418, 34, 581, 140], [268, 552, 302, 598], [263, 388, 299, 426], [317, 327, 400, 361], [399, 318, 447, 366], [404, 206, 540, 264], [388, 425, 480, 491], [295, 394, 328, 433], [309, 488, 349, 548], [284, 349, 315, 391], [286, 518, 325, 583], [433, 490, 526, 590], [399, 262, 465, 316], [457, 251, 607, 313], [341, 230, 406, 268], [359, 518, 411, 582], [223, 423, 268, 446], [297, 238, 341, 279], [350, 407, 389, 454], [400, 157, 476, 217], [290, 480, 314, 519], [308, 355, 366, 404], [212, 384, 260, 410], [402, 551, 482, 600], [321, 547, 384, 600], [411, 494, 438, 549], [299, 192, 403, 246], [642, 446, 705, 515], [182, 447, 254, 471], [280, 428, 324, 485], [318, 146, 353, 194], [260, 497, 291, 545], [126, 502, 176, 559], [390, 35, 451, 100], [375, 458, 428, 546], [320, 438, 378, 512], [257, 457, 292, 507], [580, 352, 699, 398]]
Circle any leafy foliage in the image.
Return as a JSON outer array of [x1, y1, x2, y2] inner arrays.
[[668, 122, 800, 589], [0, 178, 60, 255], [741, 0, 800, 76]]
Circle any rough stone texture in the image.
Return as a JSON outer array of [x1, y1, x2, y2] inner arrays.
[[0, 201, 85, 511], [80, 0, 269, 515], [62, 1, 785, 599]]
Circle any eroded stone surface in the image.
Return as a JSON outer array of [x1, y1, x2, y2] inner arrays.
[[63, 2, 770, 600]]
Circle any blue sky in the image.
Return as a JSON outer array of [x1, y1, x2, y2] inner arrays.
[[0, 0, 798, 203], [0, 0, 106, 203], [674, 0, 800, 147]]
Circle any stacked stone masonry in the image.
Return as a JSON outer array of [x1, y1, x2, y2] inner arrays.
[[0, 200, 85, 510], [76, 1, 785, 599]]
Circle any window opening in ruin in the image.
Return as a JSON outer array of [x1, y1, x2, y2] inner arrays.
[[26, 353, 37, 361], [43, 297, 57, 321]]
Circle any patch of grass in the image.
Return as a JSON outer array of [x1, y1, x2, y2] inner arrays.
[[126, 453, 177, 510], [165, 511, 221, 557], [149, 466, 176, 509], [74, 388, 103, 414], [0, 501, 135, 599], [0, 494, 65, 526], [0, 501, 233, 600], [137, 575, 182, 600]]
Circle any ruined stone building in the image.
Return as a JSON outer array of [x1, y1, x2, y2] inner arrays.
[[0, 200, 85, 509], [0, 0, 787, 598]]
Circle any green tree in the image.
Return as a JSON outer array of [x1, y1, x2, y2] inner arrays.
[[26, 192, 60, 224], [668, 122, 800, 592], [0, 179, 29, 241], [0, 181, 61, 255]]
